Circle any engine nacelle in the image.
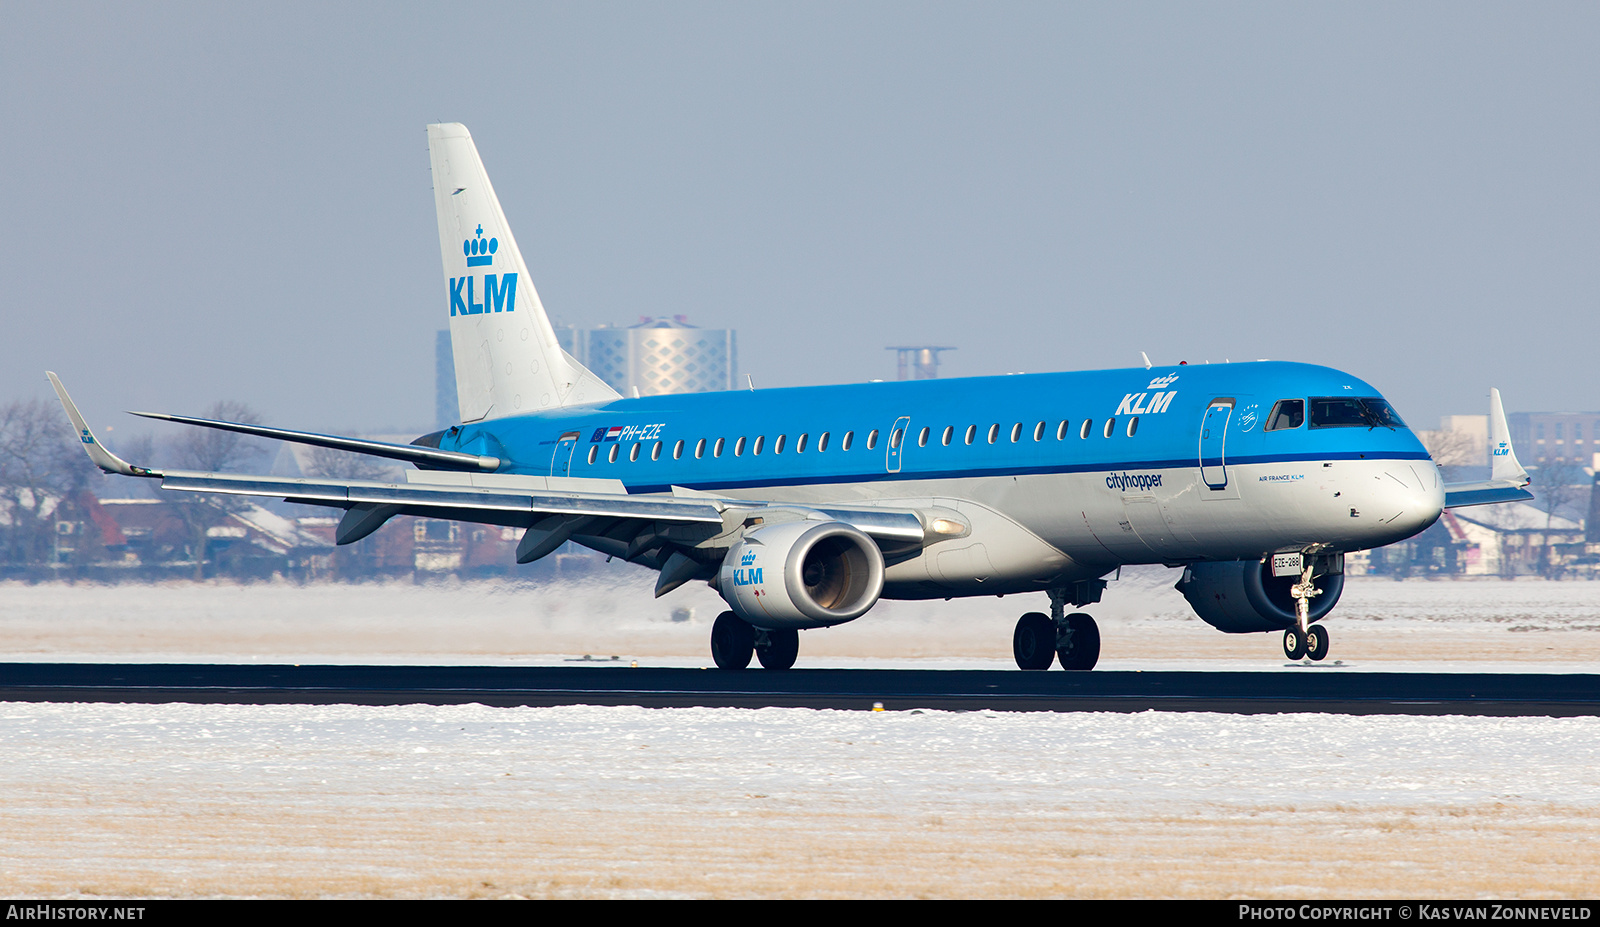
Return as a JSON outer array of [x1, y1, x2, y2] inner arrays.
[[1175, 559, 1344, 633], [718, 520, 885, 629]]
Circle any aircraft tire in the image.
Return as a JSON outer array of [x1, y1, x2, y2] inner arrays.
[[1306, 624, 1330, 662], [1012, 612, 1055, 670], [711, 611, 755, 670], [1283, 628, 1307, 661], [756, 628, 800, 670], [1057, 612, 1101, 671]]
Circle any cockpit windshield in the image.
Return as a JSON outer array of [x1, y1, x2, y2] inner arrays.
[[1309, 397, 1406, 430]]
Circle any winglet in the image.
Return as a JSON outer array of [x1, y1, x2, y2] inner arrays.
[[1487, 387, 1528, 487], [45, 372, 159, 478]]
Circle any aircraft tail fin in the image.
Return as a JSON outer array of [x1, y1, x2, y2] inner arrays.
[[1442, 387, 1533, 508], [1486, 387, 1528, 486], [426, 123, 620, 423]]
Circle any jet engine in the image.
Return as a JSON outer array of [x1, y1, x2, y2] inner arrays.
[[1175, 559, 1344, 633], [718, 520, 885, 629]]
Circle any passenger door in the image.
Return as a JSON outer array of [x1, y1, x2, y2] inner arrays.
[[550, 431, 579, 477], [1199, 399, 1234, 490]]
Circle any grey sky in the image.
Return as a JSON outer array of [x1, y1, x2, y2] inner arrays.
[[3, 2, 1595, 440]]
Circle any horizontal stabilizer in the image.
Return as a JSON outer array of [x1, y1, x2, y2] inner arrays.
[[1444, 482, 1535, 508], [129, 411, 500, 472]]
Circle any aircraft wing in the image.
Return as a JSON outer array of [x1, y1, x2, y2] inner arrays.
[[50, 374, 930, 594], [1441, 387, 1534, 508]]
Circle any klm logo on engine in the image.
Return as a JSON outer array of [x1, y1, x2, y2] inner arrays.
[[1115, 373, 1179, 416], [448, 273, 517, 316], [732, 549, 763, 587]]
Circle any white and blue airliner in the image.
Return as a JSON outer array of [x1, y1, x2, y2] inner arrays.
[[51, 124, 1534, 671]]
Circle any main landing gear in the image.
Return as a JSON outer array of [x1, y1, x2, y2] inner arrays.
[[1013, 588, 1101, 670], [710, 611, 799, 670]]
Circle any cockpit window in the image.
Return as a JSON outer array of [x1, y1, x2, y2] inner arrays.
[[1309, 397, 1406, 429], [1265, 399, 1304, 431]]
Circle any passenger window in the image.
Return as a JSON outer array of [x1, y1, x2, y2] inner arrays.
[[629, 443, 641, 462], [842, 431, 853, 450], [694, 438, 706, 459], [1080, 420, 1093, 439], [797, 433, 809, 453], [753, 435, 765, 455], [1033, 422, 1045, 441], [774, 435, 786, 454], [867, 430, 879, 450], [608, 444, 620, 463], [987, 424, 999, 444], [1103, 417, 1116, 438], [917, 426, 929, 448], [941, 426, 953, 446], [964, 425, 976, 445], [1056, 420, 1069, 440], [672, 440, 684, 460], [652, 440, 662, 461], [1266, 399, 1305, 431], [733, 436, 745, 457], [818, 431, 830, 451], [714, 438, 725, 458], [890, 428, 903, 449], [1009, 423, 1021, 443], [1126, 417, 1139, 437], [587, 446, 599, 464]]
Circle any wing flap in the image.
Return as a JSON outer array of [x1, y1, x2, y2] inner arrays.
[[158, 470, 724, 524]]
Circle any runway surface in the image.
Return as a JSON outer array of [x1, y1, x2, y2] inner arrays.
[[3, 662, 1598, 714]]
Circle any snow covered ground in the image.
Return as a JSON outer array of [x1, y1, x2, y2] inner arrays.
[[1, 570, 1598, 898]]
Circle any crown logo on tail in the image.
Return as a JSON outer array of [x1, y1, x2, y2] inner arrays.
[[464, 224, 498, 267]]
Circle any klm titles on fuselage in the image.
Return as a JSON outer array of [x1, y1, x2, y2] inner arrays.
[[1115, 373, 1180, 416], [449, 225, 517, 317]]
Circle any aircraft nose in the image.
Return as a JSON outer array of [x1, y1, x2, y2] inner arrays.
[[1372, 464, 1445, 539]]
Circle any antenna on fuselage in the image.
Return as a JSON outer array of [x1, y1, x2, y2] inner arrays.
[[1140, 352, 1152, 370]]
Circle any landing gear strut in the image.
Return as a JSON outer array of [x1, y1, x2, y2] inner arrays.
[[1012, 589, 1102, 671]]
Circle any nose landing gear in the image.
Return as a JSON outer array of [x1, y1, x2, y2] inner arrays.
[[1283, 555, 1332, 662], [1283, 623, 1330, 662]]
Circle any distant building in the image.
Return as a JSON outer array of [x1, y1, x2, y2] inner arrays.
[[559, 316, 737, 397], [885, 346, 956, 380], [435, 330, 458, 430], [1507, 411, 1600, 470]]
